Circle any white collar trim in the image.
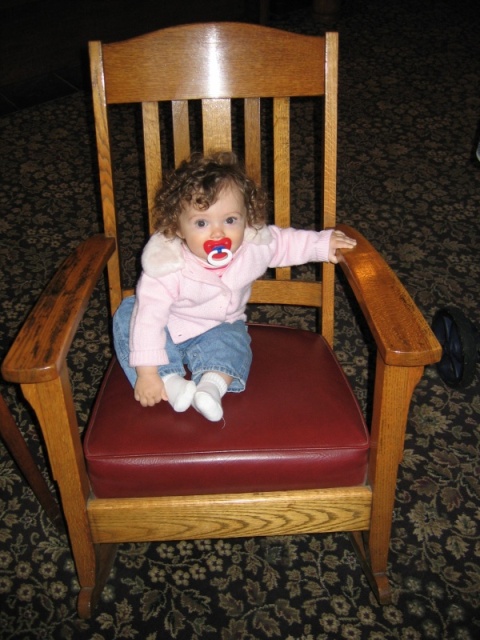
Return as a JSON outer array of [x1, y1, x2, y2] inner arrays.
[[141, 225, 272, 278]]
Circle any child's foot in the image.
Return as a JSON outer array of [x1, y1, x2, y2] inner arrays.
[[193, 372, 228, 422], [162, 374, 196, 412]]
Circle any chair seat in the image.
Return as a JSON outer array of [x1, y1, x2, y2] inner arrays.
[[84, 325, 369, 498]]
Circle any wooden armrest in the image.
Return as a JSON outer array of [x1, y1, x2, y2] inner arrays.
[[1, 235, 115, 384], [336, 224, 441, 367]]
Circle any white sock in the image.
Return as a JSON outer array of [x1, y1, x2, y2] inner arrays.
[[193, 372, 228, 422], [162, 374, 196, 412]]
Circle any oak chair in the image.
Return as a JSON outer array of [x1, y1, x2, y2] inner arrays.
[[1, 23, 441, 618]]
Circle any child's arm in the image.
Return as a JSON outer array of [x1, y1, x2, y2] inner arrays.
[[266, 226, 356, 267], [130, 272, 178, 406], [328, 229, 357, 264], [134, 366, 169, 407]]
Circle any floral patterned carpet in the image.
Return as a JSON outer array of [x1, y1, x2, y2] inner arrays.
[[1, 0, 479, 638]]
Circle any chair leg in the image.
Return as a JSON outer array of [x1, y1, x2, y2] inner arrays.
[[349, 531, 392, 604], [77, 543, 118, 618], [355, 358, 425, 604], [0, 393, 64, 531], [21, 375, 117, 618]]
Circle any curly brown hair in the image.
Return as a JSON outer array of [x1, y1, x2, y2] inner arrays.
[[153, 151, 267, 238]]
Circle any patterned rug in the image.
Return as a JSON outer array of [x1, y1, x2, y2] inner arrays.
[[1, 0, 479, 638]]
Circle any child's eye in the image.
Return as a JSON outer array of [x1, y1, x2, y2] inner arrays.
[[225, 216, 237, 225], [194, 220, 207, 228]]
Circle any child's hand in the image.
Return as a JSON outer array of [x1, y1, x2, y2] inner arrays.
[[328, 229, 357, 264], [134, 367, 168, 407]]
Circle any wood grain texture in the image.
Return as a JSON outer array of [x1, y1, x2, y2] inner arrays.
[[21, 375, 97, 586], [2, 235, 115, 383], [172, 100, 191, 166], [88, 487, 372, 543], [337, 224, 441, 366], [366, 359, 423, 583], [249, 280, 322, 307], [100, 23, 326, 103], [142, 101, 162, 234], [202, 98, 232, 154], [89, 41, 123, 315], [321, 32, 339, 342], [244, 97, 261, 186]]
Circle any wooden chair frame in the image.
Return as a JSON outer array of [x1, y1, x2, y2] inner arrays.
[[2, 24, 441, 617]]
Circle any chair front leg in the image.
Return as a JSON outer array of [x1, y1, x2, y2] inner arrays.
[[21, 369, 117, 618], [361, 353, 424, 603]]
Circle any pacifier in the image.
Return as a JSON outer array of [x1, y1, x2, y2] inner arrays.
[[204, 238, 233, 267]]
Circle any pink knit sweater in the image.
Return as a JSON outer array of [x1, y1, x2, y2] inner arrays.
[[129, 225, 333, 367]]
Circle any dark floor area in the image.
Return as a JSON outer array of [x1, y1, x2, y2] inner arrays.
[[0, 0, 262, 115], [0, 0, 322, 116], [0, 65, 83, 115]]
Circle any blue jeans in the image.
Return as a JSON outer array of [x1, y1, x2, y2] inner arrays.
[[113, 296, 252, 392]]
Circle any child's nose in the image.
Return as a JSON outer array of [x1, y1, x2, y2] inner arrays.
[[210, 224, 223, 238]]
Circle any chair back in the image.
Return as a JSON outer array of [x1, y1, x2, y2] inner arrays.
[[90, 22, 339, 342]]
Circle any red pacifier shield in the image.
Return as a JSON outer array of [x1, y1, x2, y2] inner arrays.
[[204, 238, 232, 255]]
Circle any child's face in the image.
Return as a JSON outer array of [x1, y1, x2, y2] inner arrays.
[[176, 185, 247, 264]]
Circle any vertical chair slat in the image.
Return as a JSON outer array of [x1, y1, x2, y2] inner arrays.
[[89, 40, 123, 314], [142, 102, 162, 235], [273, 97, 291, 281], [321, 32, 339, 343], [172, 100, 191, 166], [244, 98, 262, 186]]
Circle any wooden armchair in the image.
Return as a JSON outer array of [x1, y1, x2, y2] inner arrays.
[[1, 23, 441, 618]]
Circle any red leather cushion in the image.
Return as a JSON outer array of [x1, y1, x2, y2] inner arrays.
[[84, 325, 369, 498]]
